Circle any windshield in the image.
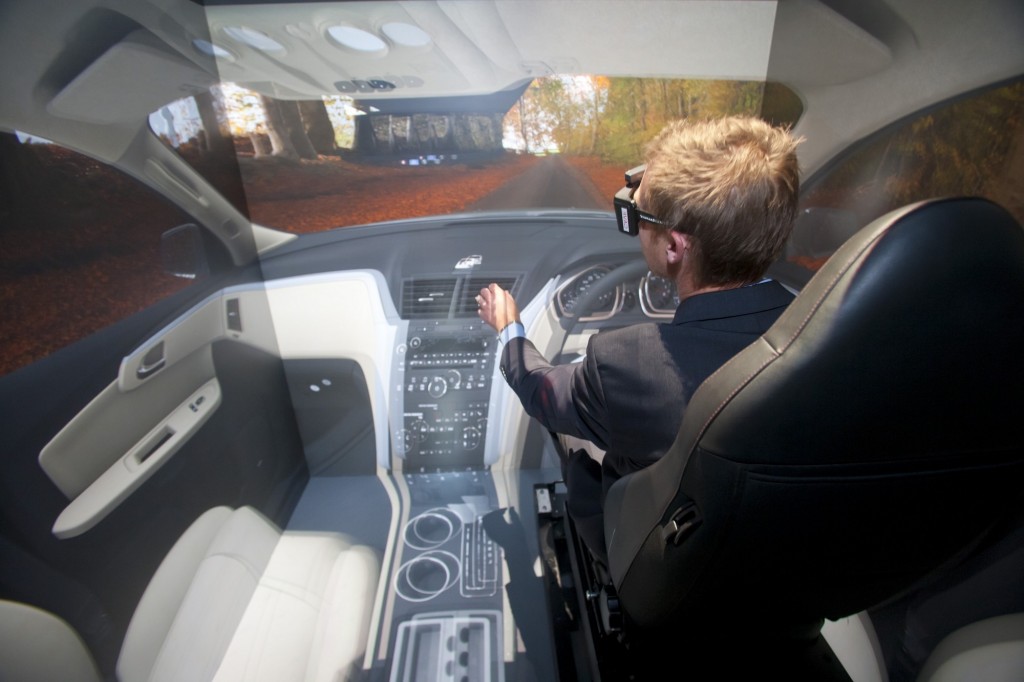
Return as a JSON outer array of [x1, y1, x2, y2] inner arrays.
[[151, 77, 802, 234]]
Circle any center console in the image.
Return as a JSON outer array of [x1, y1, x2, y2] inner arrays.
[[374, 297, 563, 681], [385, 320, 510, 678], [396, 320, 497, 472], [386, 470, 505, 682]]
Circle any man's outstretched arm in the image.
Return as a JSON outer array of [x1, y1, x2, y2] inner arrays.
[[476, 283, 610, 448]]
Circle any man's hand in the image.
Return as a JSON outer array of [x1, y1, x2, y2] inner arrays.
[[476, 283, 521, 332]]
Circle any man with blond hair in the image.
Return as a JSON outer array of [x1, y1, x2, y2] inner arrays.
[[477, 116, 802, 563]]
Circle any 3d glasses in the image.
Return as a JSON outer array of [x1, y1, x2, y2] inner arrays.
[[613, 164, 668, 236]]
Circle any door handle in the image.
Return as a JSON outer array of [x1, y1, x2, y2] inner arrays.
[[136, 341, 165, 379]]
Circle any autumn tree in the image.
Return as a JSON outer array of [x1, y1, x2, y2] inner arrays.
[[351, 112, 503, 156], [298, 100, 337, 155], [277, 100, 318, 160], [260, 96, 318, 160], [802, 81, 1024, 226], [505, 75, 770, 165], [194, 90, 232, 157], [884, 81, 1024, 211]]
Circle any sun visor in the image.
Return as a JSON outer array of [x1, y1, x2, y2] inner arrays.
[[47, 30, 216, 125], [492, 0, 779, 82], [769, 0, 892, 87]]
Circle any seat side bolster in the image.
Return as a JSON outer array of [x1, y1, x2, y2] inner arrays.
[[308, 544, 381, 682]]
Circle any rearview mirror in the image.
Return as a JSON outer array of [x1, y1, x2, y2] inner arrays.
[[161, 223, 210, 279]]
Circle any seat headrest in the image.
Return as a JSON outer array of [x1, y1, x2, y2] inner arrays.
[[694, 196, 1024, 464]]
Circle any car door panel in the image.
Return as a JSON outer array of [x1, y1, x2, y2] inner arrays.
[[0, 282, 310, 665], [39, 346, 216, 504], [34, 278, 295, 534], [37, 296, 230, 538], [116, 295, 225, 394], [36, 271, 395, 537], [46, 375, 221, 539]]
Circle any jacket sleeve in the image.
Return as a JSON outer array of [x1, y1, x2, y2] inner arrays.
[[499, 336, 611, 449]]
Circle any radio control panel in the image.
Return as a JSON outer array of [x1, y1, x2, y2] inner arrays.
[[396, 321, 496, 471]]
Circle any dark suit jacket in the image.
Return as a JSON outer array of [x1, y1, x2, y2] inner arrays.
[[500, 280, 795, 481]]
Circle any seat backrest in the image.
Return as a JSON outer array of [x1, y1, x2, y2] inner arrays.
[[603, 197, 1024, 632], [0, 599, 102, 682]]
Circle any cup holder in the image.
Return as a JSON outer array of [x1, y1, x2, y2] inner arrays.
[[394, 550, 460, 602], [404, 508, 462, 550]]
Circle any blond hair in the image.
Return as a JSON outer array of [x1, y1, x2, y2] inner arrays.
[[642, 116, 802, 287]]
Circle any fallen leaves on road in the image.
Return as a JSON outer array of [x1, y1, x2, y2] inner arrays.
[[243, 153, 544, 233]]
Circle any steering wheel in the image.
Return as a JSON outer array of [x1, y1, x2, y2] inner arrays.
[[548, 258, 651, 358], [554, 258, 652, 355]]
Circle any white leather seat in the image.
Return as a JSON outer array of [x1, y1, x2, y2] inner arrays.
[[0, 599, 102, 682], [1, 505, 380, 682], [916, 613, 1024, 682]]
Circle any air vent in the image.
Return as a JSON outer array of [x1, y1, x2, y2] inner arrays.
[[456, 277, 519, 317], [402, 278, 457, 318]]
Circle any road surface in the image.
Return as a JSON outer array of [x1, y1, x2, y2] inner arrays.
[[467, 155, 607, 212]]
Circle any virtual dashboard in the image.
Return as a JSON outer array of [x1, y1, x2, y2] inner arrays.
[[387, 265, 677, 473], [397, 320, 497, 472], [249, 212, 699, 473]]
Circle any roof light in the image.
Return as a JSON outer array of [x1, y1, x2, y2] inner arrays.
[[192, 39, 234, 61], [381, 22, 431, 48], [223, 26, 285, 53], [326, 25, 387, 54]]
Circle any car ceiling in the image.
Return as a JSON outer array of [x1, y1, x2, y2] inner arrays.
[[0, 0, 1021, 261]]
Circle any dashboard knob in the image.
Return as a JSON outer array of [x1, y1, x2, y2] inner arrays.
[[461, 426, 481, 450], [427, 377, 447, 398], [410, 418, 429, 442]]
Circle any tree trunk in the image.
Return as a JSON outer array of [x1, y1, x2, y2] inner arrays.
[[194, 90, 232, 157], [353, 116, 378, 153], [277, 99, 319, 160], [298, 100, 337, 155], [519, 95, 531, 154], [0, 132, 48, 222], [259, 95, 300, 160], [250, 133, 272, 157]]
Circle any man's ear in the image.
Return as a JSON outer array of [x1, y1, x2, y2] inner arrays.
[[665, 230, 690, 264]]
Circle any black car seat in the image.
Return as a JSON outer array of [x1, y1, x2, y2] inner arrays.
[[600, 197, 1024, 678]]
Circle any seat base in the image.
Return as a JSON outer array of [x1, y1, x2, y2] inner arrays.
[[537, 481, 854, 681]]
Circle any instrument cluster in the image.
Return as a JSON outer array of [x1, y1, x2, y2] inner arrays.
[[555, 265, 679, 321]]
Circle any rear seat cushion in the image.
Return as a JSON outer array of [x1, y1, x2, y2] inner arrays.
[[117, 506, 379, 682]]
